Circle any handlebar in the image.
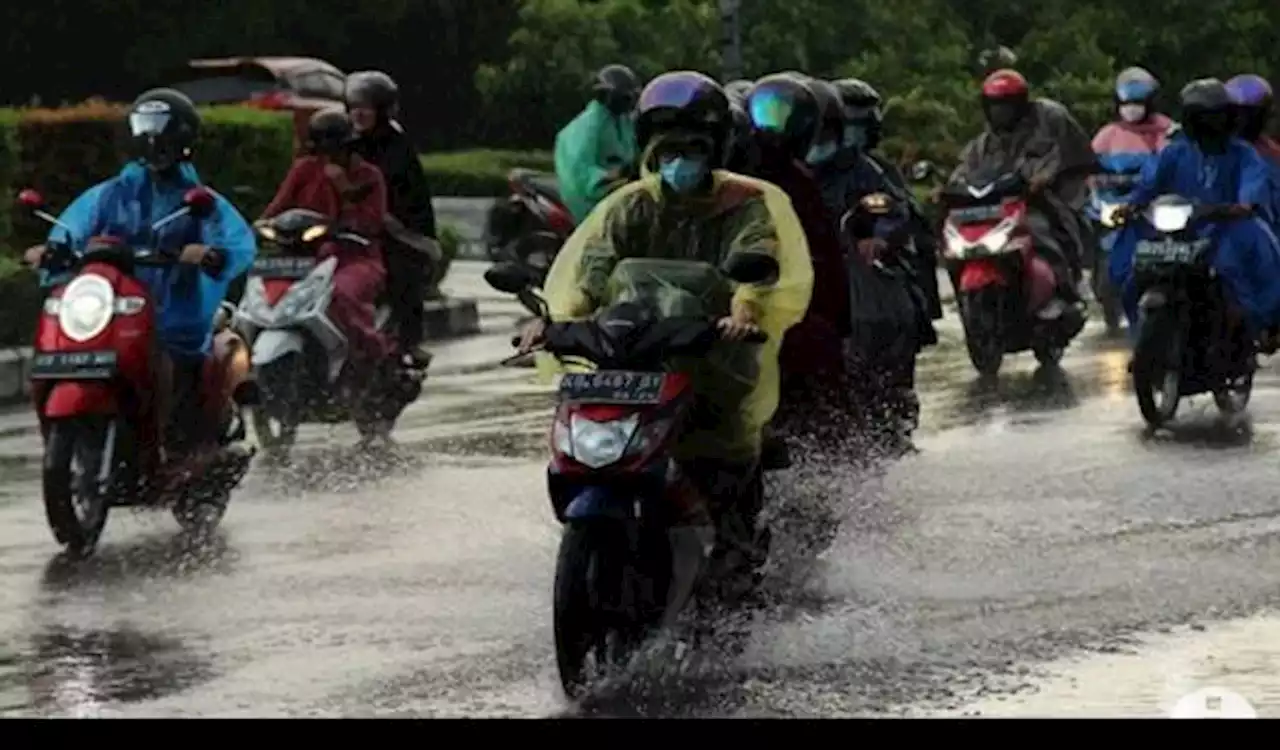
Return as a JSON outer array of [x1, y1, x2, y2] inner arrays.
[[505, 316, 768, 365]]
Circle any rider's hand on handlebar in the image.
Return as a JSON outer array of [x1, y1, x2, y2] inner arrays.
[[717, 308, 761, 342], [179, 243, 213, 265], [516, 317, 548, 353], [1027, 173, 1052, 195], [23, 244, 45, 268], [1226, 203, 1255, 218]]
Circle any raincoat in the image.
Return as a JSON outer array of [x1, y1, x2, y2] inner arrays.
[[538, 169, 813, 462], [1090, 114, 1175, 255], [951, 98, 1098, 278], [1109, 133, 1280, 333], [554, 100, 638, 223], [1243, 135, 1280, 228], [45, 161, 256, 360]]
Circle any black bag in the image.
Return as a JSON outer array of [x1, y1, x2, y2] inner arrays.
[[846, 256, 926, 363]]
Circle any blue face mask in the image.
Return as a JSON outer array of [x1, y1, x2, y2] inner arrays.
[[843, 124, 867, 150], [658, 155, 708, 194], [805, 140, 839, 165]]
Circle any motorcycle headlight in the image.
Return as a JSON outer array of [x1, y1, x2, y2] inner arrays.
[[57, 273, 114, 342], [257, 225, 278, 241], [1149, 203, 1193, 233], [302, 225, 329, 243], [569, 413, 640, 469], [982, 218, 1018, 253]]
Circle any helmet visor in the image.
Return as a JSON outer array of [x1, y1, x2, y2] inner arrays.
[[747, 86, 796, 133], [639, 75, 707, 113], [129, 106, 170, 137], [1227, 76, 1271, 106]]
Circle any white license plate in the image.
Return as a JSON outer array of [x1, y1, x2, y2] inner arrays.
[[1135, 238, 1209, 264]]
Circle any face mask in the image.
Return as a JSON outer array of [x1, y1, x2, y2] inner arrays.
[[659, 155, 709, 194], [805, 140, 839, 165], [1119, 103, 1146, 123], [843, 124, 867, 150]]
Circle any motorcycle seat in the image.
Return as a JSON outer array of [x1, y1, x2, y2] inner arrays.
[[511, 168, 562, 204]]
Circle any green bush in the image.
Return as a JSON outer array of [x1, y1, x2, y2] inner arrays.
[[0, 255, 38, 348], [420, 149, 554, 197]]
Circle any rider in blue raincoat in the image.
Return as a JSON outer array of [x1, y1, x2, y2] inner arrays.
[[26, 89, 257, 448], [1110, 79, 1280, 344]]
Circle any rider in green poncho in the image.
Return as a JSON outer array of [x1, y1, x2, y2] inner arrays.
[[554, 64, 641, 223]]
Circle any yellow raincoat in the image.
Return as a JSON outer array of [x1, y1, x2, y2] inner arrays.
[[538, 169, 814, 461]]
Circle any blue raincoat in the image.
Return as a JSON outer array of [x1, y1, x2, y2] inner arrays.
[[1109, 134, 1280, 333], [44, 161, 257, 360]]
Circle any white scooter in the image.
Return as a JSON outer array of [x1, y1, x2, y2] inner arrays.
[[233, 209, 425, 462]]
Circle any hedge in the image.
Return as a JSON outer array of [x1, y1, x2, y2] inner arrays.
[[420, 149, 554, 197]]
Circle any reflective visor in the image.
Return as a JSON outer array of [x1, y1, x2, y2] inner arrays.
[[1116, 80, 1155, 103], [748, 86, 795, 132], [129, 112, 169, 137], [639, 75, 705, 112], [1226, 75, 1271, 106]]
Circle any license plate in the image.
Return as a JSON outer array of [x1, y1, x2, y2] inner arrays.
[[951, 205, 1003, 223], [559, 371, 666, 404], [1134, 237, 1209, 265], [250, 256, 317, 279], [30, 350, 118, 380]]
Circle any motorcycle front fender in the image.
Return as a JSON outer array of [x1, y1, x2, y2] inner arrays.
[[251, 329, 306, 367], [958, 259, 1010, 292], [563, 485, 634, 522], [43, 381, 119, 419]]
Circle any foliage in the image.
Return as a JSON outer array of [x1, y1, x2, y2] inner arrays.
[[420, 149, 554, 197], [476, 0, 1280, 167]]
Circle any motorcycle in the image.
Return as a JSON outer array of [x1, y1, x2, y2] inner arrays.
[[485, 252, 780, 698], [1086, 172, 1137, 334], [940, 170, 1085, 376], [234, 209, 427, 462], [1122, 196, 1256, 428], [17, 187, 256, 556], [483, 168, 574, 287]]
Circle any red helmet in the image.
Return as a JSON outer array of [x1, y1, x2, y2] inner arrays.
[[981, 69, 1030, 131], [981, 69, 1029, 99]]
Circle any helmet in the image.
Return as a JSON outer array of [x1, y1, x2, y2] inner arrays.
[[978, 46, 1018, 75], [725, 79, 753, 106], [726, 99, 752, 168], [635, 71, 731, 166], [804, 79, 844, 164], [592, 64, 641, 116], [745, 74, 821, 162], [127, 88, 200, 171], [1116, 66, 1159, 103], [307, 107, 356, 156], [1180, 78, 1234, 149], [832, 78, 883, 150], [980, 69, 1030, 132], [1226, 74, 1274, 142], [346, 70, 400, 119]]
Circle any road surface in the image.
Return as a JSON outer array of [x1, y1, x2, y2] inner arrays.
[[2, 263, 1280, 716]]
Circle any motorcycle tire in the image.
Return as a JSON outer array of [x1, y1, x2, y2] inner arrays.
[[42, 417, 114, 557], [1132, 308, 1184, 428], [553, 521, 637, 699], [251, 354, 303, 464], [960, 290, 1004, 377]]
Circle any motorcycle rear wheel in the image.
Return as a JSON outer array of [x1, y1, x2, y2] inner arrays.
[[43, 417, 115, 557], [553, 521, 639, 699], [1133, 308, 1183, 428]]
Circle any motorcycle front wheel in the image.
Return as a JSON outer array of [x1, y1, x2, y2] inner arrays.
[[42, 417, 117, 557], [251, 354, 304, 464], [553, 521, 639, 699], [960, 289, 1006, 377], [1133, 307, 1184, 428]]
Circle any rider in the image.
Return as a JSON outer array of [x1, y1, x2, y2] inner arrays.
[[345, 70, 439, 370], [1092, 67, 1174, 181], [24, 89, 257, 457], [1226, 74, 1280, 225], [553, 64, 640, 223], [1112, 78, 1280, 347], [521, 70, 813, 627], [742, 74, 852, 438], [723, 83, 754, 173], [834, 77, 944, 320], [261, 108, 394, 376], [949, 69, 1097, 315]]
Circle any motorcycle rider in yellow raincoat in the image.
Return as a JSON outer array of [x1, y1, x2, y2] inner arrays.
[[519, 71, 813, 627]]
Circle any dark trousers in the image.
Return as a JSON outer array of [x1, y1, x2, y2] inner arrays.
[[168, 356, 209, 453], [385, 240, 427, 349]]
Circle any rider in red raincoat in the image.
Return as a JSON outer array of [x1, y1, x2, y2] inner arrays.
[[261, 108, 392, 368]]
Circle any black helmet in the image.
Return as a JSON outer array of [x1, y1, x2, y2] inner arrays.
[[592, 64, 641, 116], [307, 107, 356, 156], [128, 88, 200, 171], [833, 78, 883, 150], [725, 79, 753, 106], [346, 70, 400, 119], [1180, 78, 1234, 149], [725, 99, 752, 168], [807, 79, 844, 142], [746, 74, 820, 161], [635, 71, 731, 166]]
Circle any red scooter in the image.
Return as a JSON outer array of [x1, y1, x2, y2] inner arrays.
[[939, 170, 1085, 376], [483, 168, 574, 286], [18, 187, 257, 557]]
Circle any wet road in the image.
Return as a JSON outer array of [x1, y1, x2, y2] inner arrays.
[[3, 269, 1280, 716]]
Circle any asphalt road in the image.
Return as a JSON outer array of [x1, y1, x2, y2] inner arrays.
[[2, 263, 1280, 716]]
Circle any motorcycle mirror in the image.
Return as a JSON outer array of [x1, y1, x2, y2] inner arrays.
[[722, 251, 780, 286], [485, 262, 535, 294], [16, 188, 45, 211], [183, 187, 216, 218], [909, 160, 935, 182]]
